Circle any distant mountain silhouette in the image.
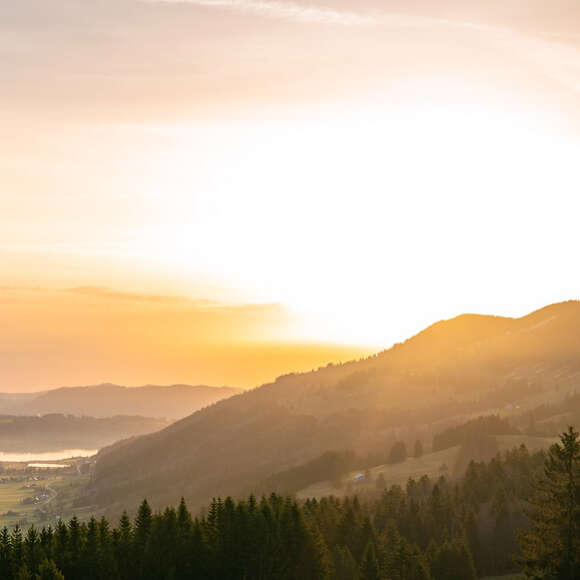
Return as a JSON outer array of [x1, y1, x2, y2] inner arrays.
[[84, 301, 580, 515], [0, 414, 168, 454], [0, 384, 241, 420]]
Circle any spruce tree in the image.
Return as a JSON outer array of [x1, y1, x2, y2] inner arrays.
[[115, 511, 133, 580], [0, 527, 12, 578], [39, 527, 54, 562], [376, 473, 386, 491], [429, 539, 476, 580], [519, 426, 580, 579], [359, 541, 380, 580], [176, 498, 193, 579], [66, 516, 82, 578], [414, 440, 424, 458], [336, 501, 359, 557], [52, 520, 67, 575], [133, 500, 153, 579], [98, 516, 117, 580], [11, 526, 25, 578], [296, 522, 333, 580], [333, 545, 358, 580], [24, 526, 43, 575], [15, 563, 32, 580], [134, 500, 152, 548], [36, 559, 65, 580], [387, 442, 407, 465], [491, 487, 513, 573]]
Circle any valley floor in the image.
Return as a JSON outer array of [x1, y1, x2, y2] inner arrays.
[[0, 462, 91, 528]]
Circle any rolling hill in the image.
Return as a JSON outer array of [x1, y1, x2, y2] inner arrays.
[[84, 301, 580, 515], [0, 384, 241, 420]]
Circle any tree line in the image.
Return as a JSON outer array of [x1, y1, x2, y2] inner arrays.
[[0, 428, 579, 579]]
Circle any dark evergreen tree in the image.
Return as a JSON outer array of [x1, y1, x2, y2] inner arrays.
[[115, 511, 132, 580], [463, 508, 482, 576], [15, 563, 32, 580], [52, 521, 67, 576], [333, 545, 358, 580], [24, 527, 43, 575], [81, 517, 99, 580], [375, 473, 386, 491], [387, 442, 407, 465], [414, 440, 424, 458], [133, 500, 152, 579], [359, 541, 380, 580], [36, 559, 65, 580], [296, 521, 333, 580], [335, 500, 359, 557], [491, 486, 514, 573], [39, 527, 54, 562], [176, 498, 193, 579], [519, 426, 580, 579], [429, 539, 476, 580], [0, 527, 12, 578], [11, 526, 24, 578]]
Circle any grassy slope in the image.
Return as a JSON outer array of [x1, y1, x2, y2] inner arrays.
[[496, 434, 558, 452], [297, 447, 460, 499], [297, 435, 558, 499]]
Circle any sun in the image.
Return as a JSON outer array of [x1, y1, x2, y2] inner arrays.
[[121, 101, 578, 346]]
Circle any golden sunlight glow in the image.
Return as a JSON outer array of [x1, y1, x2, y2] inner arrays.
[[114, 104, 580, 345], [2, 0, 580, 390]]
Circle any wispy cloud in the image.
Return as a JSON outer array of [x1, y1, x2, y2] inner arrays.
[[143, 0, 580, 97], [66, 286, 193, 304], [0, 284, 282, 314], [65, 286, 282, 313], [143, 0, 373, 25]]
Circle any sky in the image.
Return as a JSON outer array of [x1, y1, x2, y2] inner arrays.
[[1, 0, 580, 391]]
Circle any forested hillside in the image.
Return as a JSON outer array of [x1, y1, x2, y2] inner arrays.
[[4, 429, 580, 579], [84, 301, 580, 515]]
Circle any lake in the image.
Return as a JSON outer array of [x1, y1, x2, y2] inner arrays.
[[0, 449, 98, 463], [27, 463, 70, 469]]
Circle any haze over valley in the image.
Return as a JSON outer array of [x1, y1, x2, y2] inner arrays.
[[2, 0, 580, 578], [0, 384, 241, 421], [85, 301, 580, 513]]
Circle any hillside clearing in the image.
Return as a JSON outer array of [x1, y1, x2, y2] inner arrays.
[[297, 434, 558, 499], [297, 447, 460, 499]]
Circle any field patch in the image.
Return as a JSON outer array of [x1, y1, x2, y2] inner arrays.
[[297, 447, 460, 499], [0, 466, 91, 528], [297, 434, 558, 500]]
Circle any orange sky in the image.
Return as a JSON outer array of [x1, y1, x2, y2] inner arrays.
[[0, 286, 373, 391], [1, 0, 579, 391]]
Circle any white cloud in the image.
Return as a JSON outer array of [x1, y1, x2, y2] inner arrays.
[[142, 0, 580, 97], [143, 0, 373, 25]]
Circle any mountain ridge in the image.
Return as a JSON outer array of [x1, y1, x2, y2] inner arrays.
[[0, 384, 242, 420], [85, 301, 580, 515]]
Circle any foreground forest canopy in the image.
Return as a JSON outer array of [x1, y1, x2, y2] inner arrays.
[[3, 428, 579, 579]]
